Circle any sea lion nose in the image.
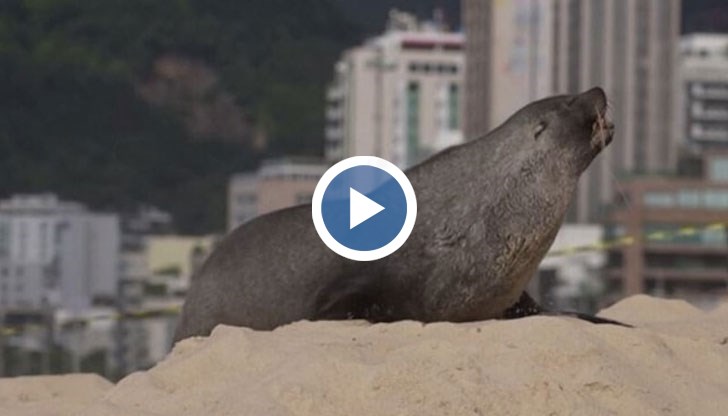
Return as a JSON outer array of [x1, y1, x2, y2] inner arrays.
[[578, 87, 607, 117]]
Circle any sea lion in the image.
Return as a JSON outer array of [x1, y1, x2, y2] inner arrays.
[[175, 87, 622, 341]]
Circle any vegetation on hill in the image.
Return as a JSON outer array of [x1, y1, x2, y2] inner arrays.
[[0, 0, 360, 233]]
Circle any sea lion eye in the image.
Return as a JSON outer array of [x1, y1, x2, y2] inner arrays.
[[534, 122, 547, 139]]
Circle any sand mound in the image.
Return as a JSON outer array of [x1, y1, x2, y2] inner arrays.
[[2, 296, 727, 416], [599, 294, 704, 323], [0, 374, 112, 416]]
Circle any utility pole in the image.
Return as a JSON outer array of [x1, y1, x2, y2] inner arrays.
[[42, 305, 53, 374], [0, 308, 5, 376]]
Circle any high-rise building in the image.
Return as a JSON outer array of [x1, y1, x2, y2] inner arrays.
[[678, 34, 728, 150], [462, 0, 492, 141], [0, 194, 120, 311], [463, 0, 682, 223], [228, 158, 329, 231], [325, 10, 465, 168]]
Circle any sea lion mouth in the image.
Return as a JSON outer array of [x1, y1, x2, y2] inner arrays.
[[590, 107, 614, 150]]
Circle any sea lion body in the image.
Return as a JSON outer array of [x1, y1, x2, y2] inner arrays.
[[175, 88, 615, 340]]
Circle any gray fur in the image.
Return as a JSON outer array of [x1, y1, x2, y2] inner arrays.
[[174, 87, 613, 341]]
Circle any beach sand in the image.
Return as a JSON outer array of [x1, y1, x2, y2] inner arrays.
[[1, 295, 727, 415]]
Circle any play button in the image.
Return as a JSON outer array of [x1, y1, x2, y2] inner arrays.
[[349, 188, 384, 229], [312, 156, 417, 261]]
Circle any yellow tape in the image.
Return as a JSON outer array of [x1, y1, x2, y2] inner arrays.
[[546, 222, 727, 258], [646, 231, 668, 241], [677, 227, 697, 236]]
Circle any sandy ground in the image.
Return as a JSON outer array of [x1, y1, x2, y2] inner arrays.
[[1, 295, 727, 416], [0, 373, 112, 416]]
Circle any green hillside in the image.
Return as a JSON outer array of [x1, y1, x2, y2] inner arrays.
[[0, 0, 360, 233]]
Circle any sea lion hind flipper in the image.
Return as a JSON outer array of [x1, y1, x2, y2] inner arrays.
[[501, 292, 632, 327], [540, 311, 633, 327]]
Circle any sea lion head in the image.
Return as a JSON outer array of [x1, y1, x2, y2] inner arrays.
[[440, 88, 615, 318], [506, 86, 614, 175]]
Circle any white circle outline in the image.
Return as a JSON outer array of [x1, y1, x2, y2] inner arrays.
[[312, 156, 417, 261]]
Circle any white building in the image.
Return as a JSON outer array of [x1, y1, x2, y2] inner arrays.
[[0, 194, 120, 311], [228, 158, 329, 231], [679, 34, 728, 149], [463, 0, 682, 222], [325, 10, 465, 168]]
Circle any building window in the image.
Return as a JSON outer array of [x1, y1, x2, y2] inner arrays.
[[19, 221, 27, 261], [437, 64, 458, 74], [709, 157, 728, 181], [407, 81, 420, 164], [295, 193, 313, 204], [702, 226, 726, 246], [704, 191, 728, 209], [643, 192, 674, 208], [448, 83, 460, 130], [0, 222, 8, 258], [604, 224, 626, 240], [677, 190, 701, 208], [237, 194, 256, 204], [39, 221, 48, 261]]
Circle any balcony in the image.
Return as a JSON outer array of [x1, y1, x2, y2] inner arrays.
[[691, 84, 728, 100], [325, 126, 344, 140], [644, 243, 728, 255], [691, 108, 728, 122], [690, 126, 728, 142], [643, 268, 728, 281], [326, 86, 345, 102], [326, 106, 344, 121]]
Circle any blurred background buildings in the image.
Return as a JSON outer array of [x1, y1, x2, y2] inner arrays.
[[604, 152, 728, 308], [1, 0, 727, 380], [324, 10, 465, 168], [679, 33, 728, 153], [463, 0, 682, 223], [227, 158, 329, 231], [0, 194, 119, 311]]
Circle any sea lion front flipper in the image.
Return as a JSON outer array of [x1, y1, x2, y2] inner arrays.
[[500, 291, 543, 319], [501, 292, 632, 327], [313, 273, 386, 322]]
